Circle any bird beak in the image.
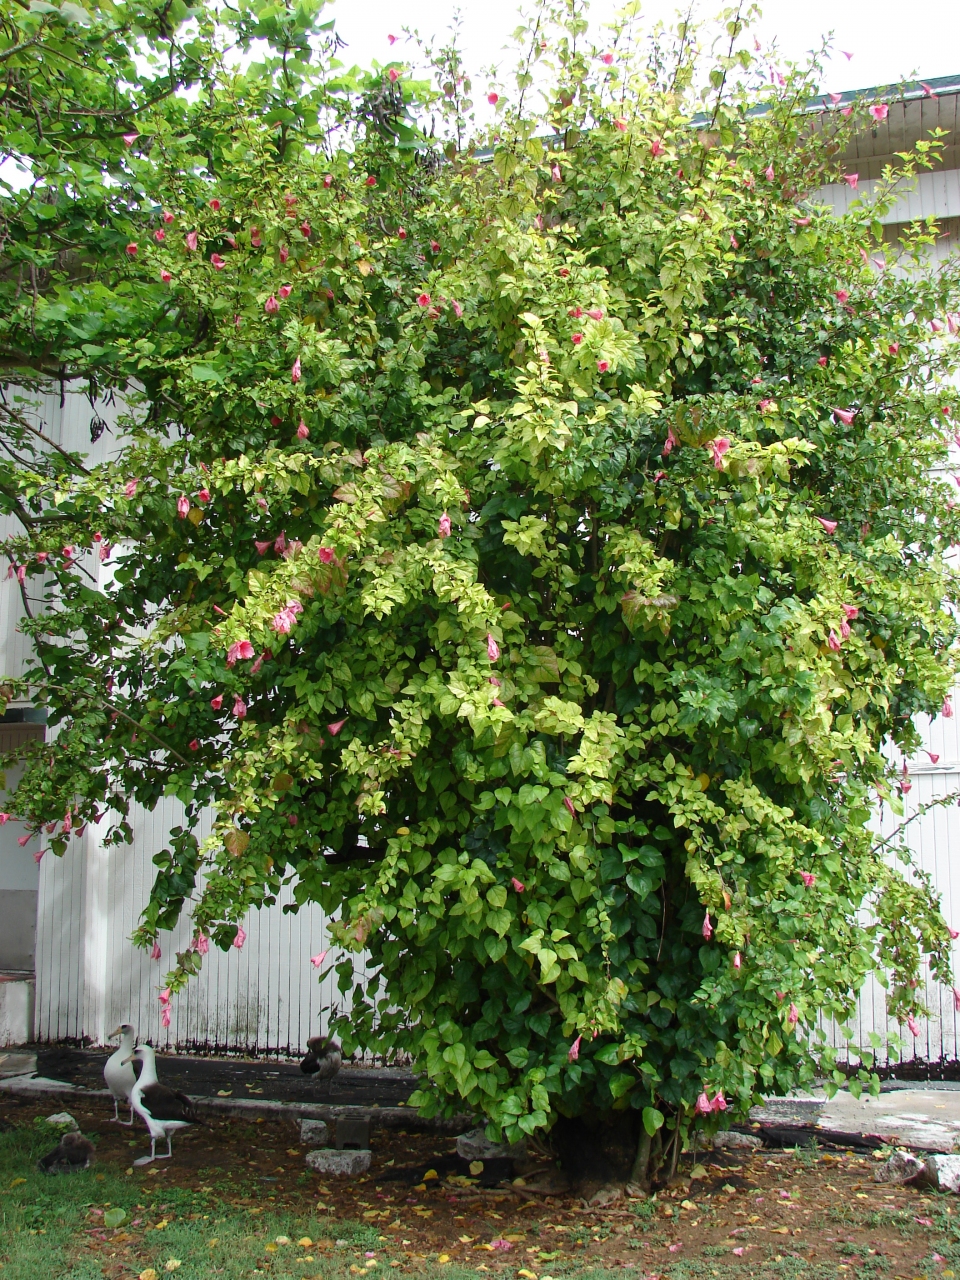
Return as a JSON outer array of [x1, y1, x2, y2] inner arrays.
[[108, 1026, 124, 1039], [121, 1054, 134, 1065]]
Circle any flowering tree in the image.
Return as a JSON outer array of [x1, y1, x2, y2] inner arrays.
[[2, 0, 960, 1185]]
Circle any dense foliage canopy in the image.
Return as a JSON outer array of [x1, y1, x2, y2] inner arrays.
[[2, 0, 960, 1173]]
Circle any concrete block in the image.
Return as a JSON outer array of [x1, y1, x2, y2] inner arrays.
[[299, 1119, 329, 1146], [336, 1116, 370, 1150], [875, 1150, 925, 1184], [921, 1153, 960, 1192], [456, 1127, 526, 1162], [305, 1148, 371, 1176]]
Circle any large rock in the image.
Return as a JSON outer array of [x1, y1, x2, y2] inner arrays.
[[874, 1150, 925, 1184], [713, 1131, 763, 1151], [45, 1112, 80, 1133], [299, 1119, 329, 1146], [919, 1153, 960, 1192], [456, 1127, 526, 1162], [305, 1148, 371, 1177]]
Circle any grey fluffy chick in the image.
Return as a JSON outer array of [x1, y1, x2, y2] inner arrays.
[[37, 1131, 95, 1174], [299, 1035, 342, 1079]]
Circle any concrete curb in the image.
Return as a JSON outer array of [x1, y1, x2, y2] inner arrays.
[[0, 1074, 470, 1133]]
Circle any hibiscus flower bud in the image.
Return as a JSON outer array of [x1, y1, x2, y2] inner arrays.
[[486, 633, 500, 661], [597, 359, 610, 373], [160, 270, 173, 283], [233, 696, 247, 719], [365, 175, 377, 187], [323, 174, 333, 188], [264, 295, 279, 314], [189, 739, 200, 751], [297, 420, 309, 440], [123, 133, 138, 146], [154, 229, 165, 243], [251, 227, 261, 247], [151, 941, 162, 960], [210, 253, 225, 269], [827, 630, 842, 652], [417, 293, 431, 307], [817, 517, 837, 534], [233, 925, 246, 949], [197, 488, 210, 503], [563, 797, 576, 818], [397, 227, 407, 239], [318, 547, 335, 563], [126, 243, 138, 256], [571, 333, 583, 345], [702, 911, 713, 940], [488, 92, 499, 104], [430, 240, 440, 253], [162, 211, 175, 224], [511, 877, 525, 892], [177, 495, 190, 518], [279, 245, 289, 263], [587, 308, 604, 320], [388, 68, 399, 82], [185, 231, 198, 251], [800, 871, 815, 887], [210, 695, 223, 710], [291, 356, 302, 383], [614, 118, 627, 131], [601, 51, 614, 64], [787, 1002, 799, 1026], [438, 512, 451, 538], [568, 1035, 582, 1062], [327, 718, 347, 736]]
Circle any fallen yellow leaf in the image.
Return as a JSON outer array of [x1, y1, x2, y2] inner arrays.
[[518, 1270, 538, 1279], [423, 1170, 438, 1181], [265, 1243, 278, 1252], [139, 1271, 158, 1280], [164, 1263, 182, 1274], [154, 1219, 169, 1230], [459, 1236, 474, 1243], [9, 1178, 26, 1187], [438, 1255, 450, 1263], [298, 1237, 313, 1247], [208, 1238, 219, 1247], [469, 1161, 484, 1175]]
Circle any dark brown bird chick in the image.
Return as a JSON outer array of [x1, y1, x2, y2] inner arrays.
[[299, 1034, 342, 1079], [37, 1131, 95, 1174]]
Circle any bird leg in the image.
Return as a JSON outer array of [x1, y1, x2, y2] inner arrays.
[[133, 1138, 156, 1167], [110, 1098, 119, 1123], [156, 1135, 173, 1160], [118, 1105, 134, 1127]]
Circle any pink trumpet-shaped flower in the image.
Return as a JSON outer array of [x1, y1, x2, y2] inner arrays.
[[571, 333, 583, 345], [551, 163, 562, 183], [177, 495, 190, 518], [841, 105, 854, 117], [702, 911, 713, 940], [251, 227, 261, 246], [160, 270, 172, 283], [597, 359, 610, 373], [279, 245, 289, 263], [197, 488, 210, 504], [833, 408, 856, 425], [226, 640, 255, 666], [17, 835, 29, 847], [195, 932, 209, 955], [568, 1035, 582, 1062], [264, 295, 279, 314], [233, 696, 247, 719], [907, 1013, 920, 1036], [888, 342, 900, 355], [492, 698, 506, 708], [840, 619, 851, 640], [272, 602, 303, 634], [452, 300, 463, 318], [614, 118, 627, 132], [438, 512, 452, 538], [843, 604, 859, 619], [828, 630, 842, 652], [0, 814, 8, 825], [563, 797, 576, 819], [388, 68, 399, 82], [318, 547, 336, 563], [185, 231, 198, 251], [488, 92, 499, 105], [161, 1007, 171, 1028], [189, 739, 200, 751], [765, 164, 775, 181], [274, 532, 287, 554], [835, 289, 849, 303], [233, 925, 246, 950], [712, 1092, 727, 1112], [297, 420, 309, 440], [327, 718, 347, 736], [695, 1091, 712, 1115], [387, 33, 397, 43], [416, 293, 431, 308], [162, 211, 175, 224], [486, 633, 500, 661], [663, 426, 678, 457], [650, 139, 664, 157], [829, 92, 842, 104], [587, 308, 604, 321], [801, 871, 816, 887], [210, 253, 226, 270], [291, 356, 302, 383], [817, 517, 837, 534], [601, 52, 614, 65], [708, 437, 730, 469], [255, 539, 272, 556], [210, 695, 223, 710], [943, 698, 954, 718], [151, 941, 161, 960], [125, 242, 138, 256], [122, 133, 138, 146], [311, 949, 328, 968], [511, 877, 525, 893], [278, 285, 292, 299], [869, 103, 889, 121], [154, 229, 166, 243], [949, 924, 960, 940], [787, 1002, 799, 1026], [954, 988, 960, 1012], [34, 849, 44, 864], [927, 752, 940, 764], [733, 951, 741, 970], [843, 173, 859, 189]]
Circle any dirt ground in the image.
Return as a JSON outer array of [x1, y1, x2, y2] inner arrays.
[[2, 1091, 958, 1280]]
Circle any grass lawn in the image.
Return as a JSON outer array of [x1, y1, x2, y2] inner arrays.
[[2, 1093, 960, 1280]]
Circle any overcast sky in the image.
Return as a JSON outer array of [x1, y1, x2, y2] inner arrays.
[[334, 0, 959, 93]]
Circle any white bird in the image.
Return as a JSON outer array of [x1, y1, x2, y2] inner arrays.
[[103, 1023, 137, 1125], [124, 1044, 203, 1165]]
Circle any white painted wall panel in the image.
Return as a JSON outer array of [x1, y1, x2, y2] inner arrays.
[[816, 168, 960, 224]]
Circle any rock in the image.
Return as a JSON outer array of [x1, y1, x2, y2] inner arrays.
[[713, 1131, 763, 1151], [45, 1112, 80, 1132], [584, 1184, 623, 1208], [299, 1119, 329, 1147], [874, 1150, 925, 1185], [624, 1182, 649, 1199], [919, 1153, 960, 1192], [305, 1148, 371, 1177], [456, 1127, 526, 1162]]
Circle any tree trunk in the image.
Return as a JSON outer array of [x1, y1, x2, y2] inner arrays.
[[551, 1110, 643, 1194]]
